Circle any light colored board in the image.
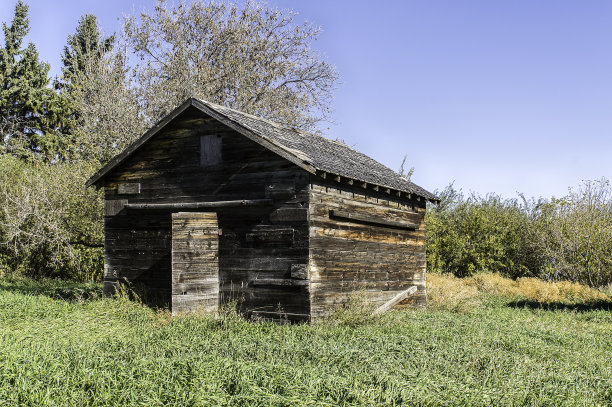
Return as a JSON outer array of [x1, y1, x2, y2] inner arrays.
[[172, 212, 219, 315], [105, 199, 127, 216], [372, 286, 418, 315], [118, 183, 141, 194]]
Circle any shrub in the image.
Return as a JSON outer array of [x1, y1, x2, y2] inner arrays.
[[426, 179, 612, 287], [426, 184, 540, 279], [0, 155, 103, 281], [535, 178, 612, 287]]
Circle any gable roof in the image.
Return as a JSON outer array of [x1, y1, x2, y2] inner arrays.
[[86, 98, 439, 202]]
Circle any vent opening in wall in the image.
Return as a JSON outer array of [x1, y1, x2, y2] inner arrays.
[[200, 135, 222, 166]]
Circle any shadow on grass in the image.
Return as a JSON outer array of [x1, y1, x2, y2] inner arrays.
[[507, 299, 612, 312], [0, 277, 103, 302]]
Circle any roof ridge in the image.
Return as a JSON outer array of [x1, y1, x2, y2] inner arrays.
[[195, 98, 438, 201], [195, 99, 288, 130], [197, 98, 358, 150], [87, 97, 439, 202]]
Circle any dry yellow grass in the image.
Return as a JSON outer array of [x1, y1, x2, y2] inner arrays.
[[426, 273, 481, 312], [427, 272, 611, 311], [466, 273, 521, 297]]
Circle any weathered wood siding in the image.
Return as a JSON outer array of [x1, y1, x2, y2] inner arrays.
[[103, 107, 310, 319], [308, 178, 427, 320], [171, 212, 219, 315]]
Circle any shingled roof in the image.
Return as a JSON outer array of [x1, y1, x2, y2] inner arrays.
[[86, 98, 439, 202]]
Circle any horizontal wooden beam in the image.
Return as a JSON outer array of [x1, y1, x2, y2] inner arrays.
[[250, 278, 309, 287], [125, 199, 273, 210], [329, 209, 417, 231]]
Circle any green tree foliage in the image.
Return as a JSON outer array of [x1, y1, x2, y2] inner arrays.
[[0, 4, 107, 281], [63, 46, 145, 164], [54, 14, 135, 162], [57, 14, 115, 94], [426, 179, 612, 287], [536, 178, 612, 287], [0, 0, 65, 160], [426, 185, 537, 279]]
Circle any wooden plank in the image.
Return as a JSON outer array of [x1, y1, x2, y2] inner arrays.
[[171, 212, 219, 315], [290, 264, 307, 280], [270, 207, 307, 222], [245, 225, 294, 243], [105, 199, 127, 216], [329, 209, 417, 230], [250, 278, 309, 287], [265, 183, 296, 199], [372, 286, 418, 315], [200, 134, 223, 166], [118, 183, 141, 194]]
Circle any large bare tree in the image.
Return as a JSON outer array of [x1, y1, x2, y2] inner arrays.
[[123, 0, 339, 130]]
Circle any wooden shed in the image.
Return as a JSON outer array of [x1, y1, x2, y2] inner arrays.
[[86, 98, 439, 321]]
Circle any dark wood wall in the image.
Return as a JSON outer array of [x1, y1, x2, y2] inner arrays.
[[308, 178, 427, 320], [103, 107, 310, 319]]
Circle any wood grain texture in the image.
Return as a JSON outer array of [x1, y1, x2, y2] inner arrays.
[[200, 135, 222, 166], [101, 106, 430, 322], [171, 212, 219, 315], [329, 209, 417, 230], [102, 107, 311, 320], [372, 286, 418, 315], [117, 183, 141, 195], [308, 178, 427, 320]]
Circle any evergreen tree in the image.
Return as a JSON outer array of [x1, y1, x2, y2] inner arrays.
[[54, 14, 116, 159], [57, 14, 115, 94], [0, 0, 63, 160]]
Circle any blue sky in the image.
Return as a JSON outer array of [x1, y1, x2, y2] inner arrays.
[[1, 0, 611, 199]]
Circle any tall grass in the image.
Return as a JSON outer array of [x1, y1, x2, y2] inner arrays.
[[1, 276, 610, 406], [427, 272, 611, 312]]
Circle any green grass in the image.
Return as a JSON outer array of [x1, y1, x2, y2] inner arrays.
[[0, 277, 610, 406]]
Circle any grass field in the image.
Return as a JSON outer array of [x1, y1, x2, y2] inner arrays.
[[0, 275, 610, 406]]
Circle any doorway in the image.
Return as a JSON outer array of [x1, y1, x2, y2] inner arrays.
[[171, 212, 219, 314]]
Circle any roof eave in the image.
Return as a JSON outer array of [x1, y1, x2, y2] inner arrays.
[[313, 169, 439, 203]]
